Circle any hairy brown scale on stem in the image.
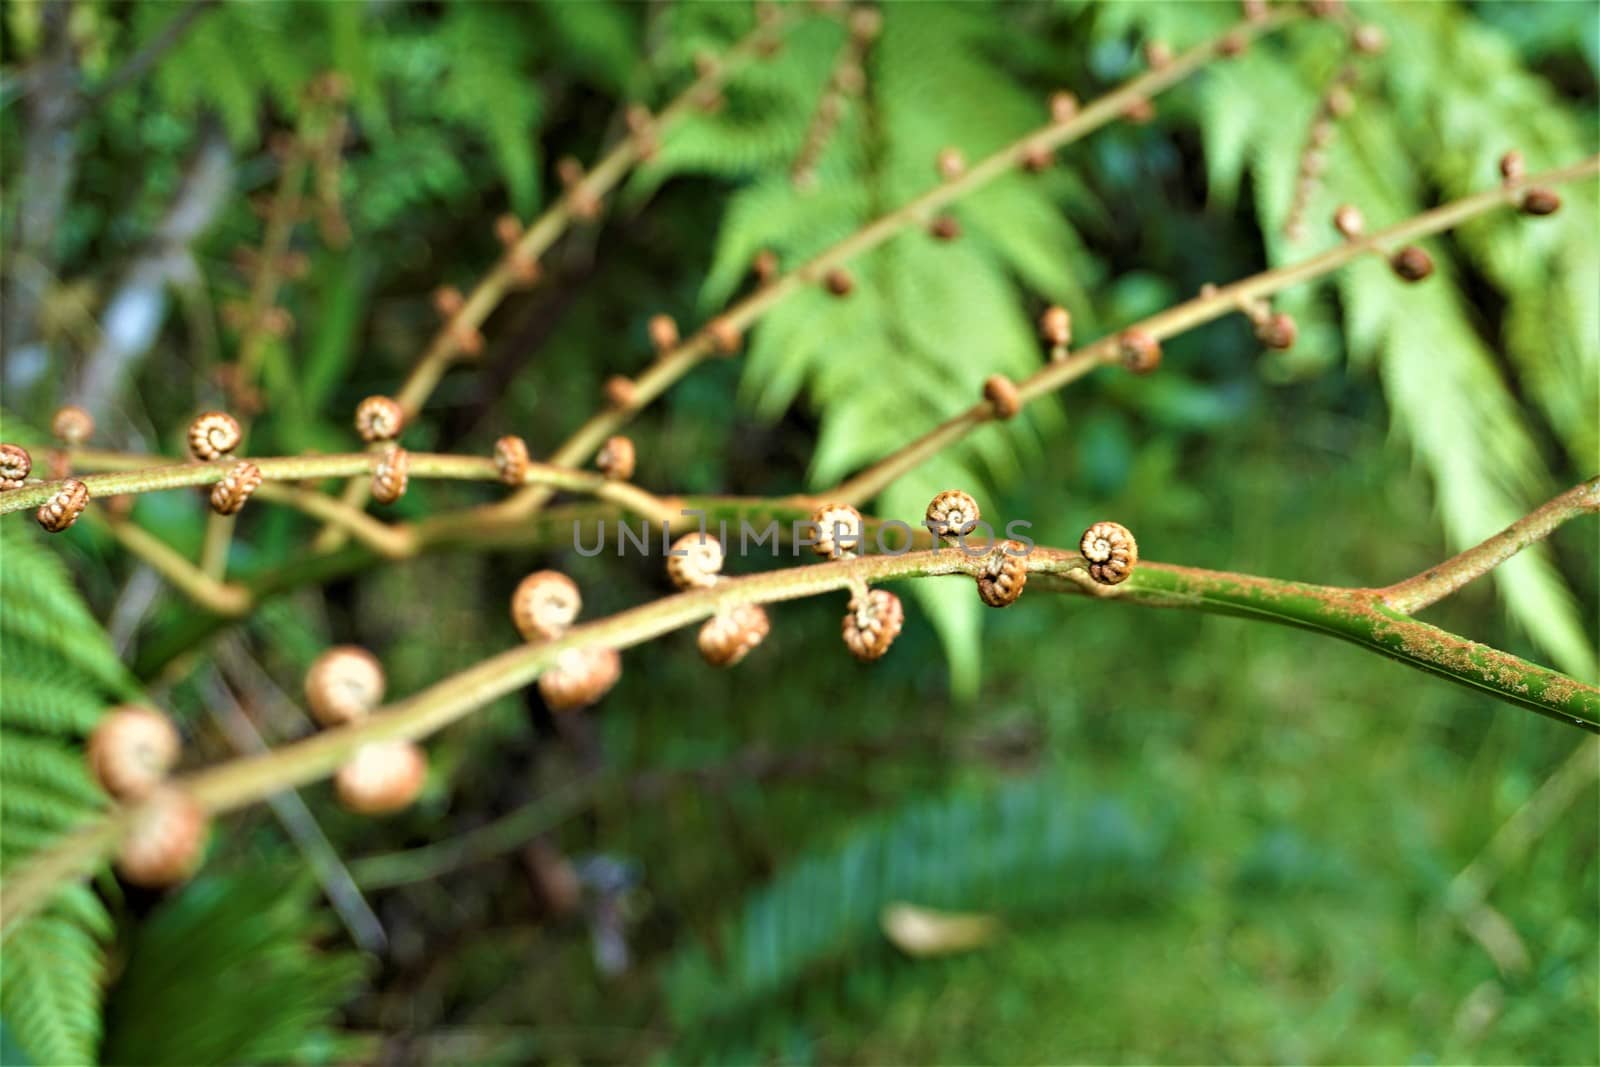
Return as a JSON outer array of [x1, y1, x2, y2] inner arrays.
[[929, 215, 962, 240]]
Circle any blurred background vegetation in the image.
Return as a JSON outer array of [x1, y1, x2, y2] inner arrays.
[[1, 0, 1596, 1063]]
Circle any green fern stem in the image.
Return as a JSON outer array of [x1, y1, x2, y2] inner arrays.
[[7, 514, 1595, 942]]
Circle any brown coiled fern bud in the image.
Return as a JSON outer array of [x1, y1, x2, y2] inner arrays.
[[1039, 305, 1072, 348], [1117, 329, 1162, 374], [1080, 521, 1138, 586], [355, 395, 405, 443], [210, 461, 263, 516], [1389, 245, 1434, 282], [305, 646, 386, 727], [699, 603, 771, 667], [37, 479, 89, 533], [51, 405, 94, 446], [1519, 188, 1561, 216], [88, 705, 181, 800], [539, 647, 622, 711], [1254, 312, 1298, 351], [976, 541, 1029, 607], [187, 412, 242, 461], [512, 570, 582, 641], [648, 314, 680, 354], [1, 443, 32, 490], [117, 787, 209, 887], [336, 741, 428, 814], [371, 446, 409, 504], [667, 533, 725, 589], [811, 503, 864, 560], [925, 489, 980, 542], [494, 435, 530, 486], [842, 589, 904, 662], [596, 436, 636, 481], [983, 375, 1021, 419]]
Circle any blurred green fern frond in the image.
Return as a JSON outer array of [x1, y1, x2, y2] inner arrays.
[[664, 777, 1177, 1029], [100, 873, 369, 1066], [0, 523, 129, 1067]]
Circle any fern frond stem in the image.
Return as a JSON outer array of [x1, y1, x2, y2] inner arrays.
[[98, 512, 254, 616], [12, 528, 1597, 939], [790, 17, 873, 188], [198, 511, 236, 578], [310, 11, 797, 553], [253, 482, 418, 559], [831, 155, 1600, 504], [206, 117, 320, 580], [231, 140, 311, 395], [1379, 477, 1600, 614], [1, 451, 662, 515], [494, 8, 1305, 520]]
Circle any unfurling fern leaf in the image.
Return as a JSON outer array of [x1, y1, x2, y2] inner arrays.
[[0, 523, 131, 1067]]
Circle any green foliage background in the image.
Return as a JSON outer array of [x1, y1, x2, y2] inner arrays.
[[1, 0, 1596, 1063]]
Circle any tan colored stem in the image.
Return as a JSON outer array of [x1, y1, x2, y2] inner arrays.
[[831, 156, 1600, 504], [1380, 477, 1599, 614], [1, 451, 630, 514], [100, 513, 253, 616]]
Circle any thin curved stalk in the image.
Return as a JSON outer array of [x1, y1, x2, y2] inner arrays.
[[1, 451, 640, 515], [1380, 476, 1599, 613], [831, 156, 1600, 504]]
